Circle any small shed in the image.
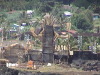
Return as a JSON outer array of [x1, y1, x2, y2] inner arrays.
[[93, 13, 100, 20]]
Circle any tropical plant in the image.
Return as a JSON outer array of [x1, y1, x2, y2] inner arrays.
[[69, 37, 78, 50]]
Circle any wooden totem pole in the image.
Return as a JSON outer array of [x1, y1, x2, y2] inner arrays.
[[42, 13, 55, 63]]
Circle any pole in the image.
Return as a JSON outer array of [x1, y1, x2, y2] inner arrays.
[[78, 35, 82, 58]]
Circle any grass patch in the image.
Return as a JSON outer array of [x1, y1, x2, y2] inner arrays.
[[93, 19, 100, 27], [6, 11, 21, 23]]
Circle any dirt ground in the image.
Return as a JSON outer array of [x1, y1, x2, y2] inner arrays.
[[36, 64, 100, 75], [12, 64, 100, 75], [58, 72, 100, 75]]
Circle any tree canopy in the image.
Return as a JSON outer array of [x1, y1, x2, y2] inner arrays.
[[0, 0, 76, 12], [71, 9, 93, 31], [72, 0, 100, 14]]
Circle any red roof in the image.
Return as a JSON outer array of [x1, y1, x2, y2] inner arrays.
[[67, 30, 77, 34]]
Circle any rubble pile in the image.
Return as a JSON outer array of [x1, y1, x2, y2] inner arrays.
[[71, 59, 100, 71], [0, 67, 18, 75], [82, 61, 100, 71]]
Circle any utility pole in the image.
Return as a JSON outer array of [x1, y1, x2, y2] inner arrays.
[[78, 35, 82, 58], [78, 36, 82, 50]]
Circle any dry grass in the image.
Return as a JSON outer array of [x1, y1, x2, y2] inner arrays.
[[37, 64, 83, 72], [10, 64, 82, 73]]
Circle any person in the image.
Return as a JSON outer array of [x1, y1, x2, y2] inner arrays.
[[27, 60, 34, 69]]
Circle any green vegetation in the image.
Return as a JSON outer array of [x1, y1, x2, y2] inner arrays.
[[71, 9, 93, 31], [72, 0, 91, 8], [0, 0, 100, 52]]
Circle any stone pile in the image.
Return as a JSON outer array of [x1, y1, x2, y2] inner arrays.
[[71, 59, 100, 71]]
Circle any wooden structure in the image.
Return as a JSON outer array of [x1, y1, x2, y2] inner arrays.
[[42, 25, 55, 63], [42, 13, 55, 63]]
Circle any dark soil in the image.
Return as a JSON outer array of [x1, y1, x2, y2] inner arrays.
[[0, 66, 100, 75]]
